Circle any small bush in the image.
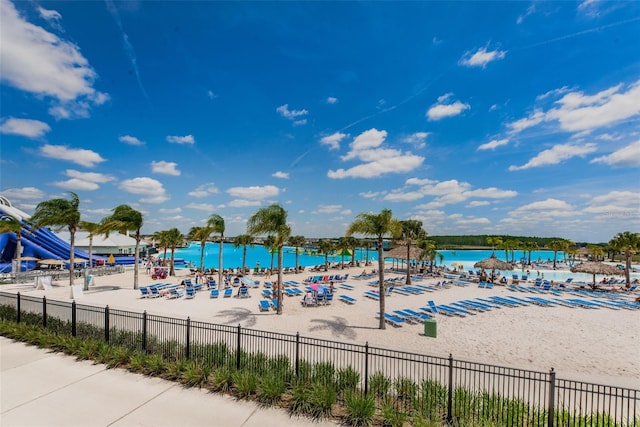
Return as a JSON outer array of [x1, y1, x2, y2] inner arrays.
[[343, 392, 375, 426], [182, 362, 212, 388], [208, 366, 234, 393], [381, 400, 408, 427], [289, 383, 312, 415], [369, 372, 391, 400], [256, 373, 286, 406], [308, 383, 337, 419], [336, 366, 360, 396], [312, 361, 336, 389], [233, 370, 259, 399]]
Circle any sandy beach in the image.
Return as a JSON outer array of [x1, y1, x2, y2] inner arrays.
[[4, 264, 639, 390]]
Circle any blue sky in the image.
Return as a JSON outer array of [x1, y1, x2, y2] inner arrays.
[[1, 0, 639, 243]]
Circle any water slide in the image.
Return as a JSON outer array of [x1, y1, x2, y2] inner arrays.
[[0, 196, 109, 272]]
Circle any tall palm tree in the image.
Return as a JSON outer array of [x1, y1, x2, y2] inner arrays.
[[586, 244, 605, 261], [347, 209, 401, 330], [524, 241, 538, 265], [547, 239, 566, 269], [164, 228, 183, 276], [287, 235, 306, 273], [345, 236, 358, 267], [233, 234, 254, 274], [99, 205, 143, 289], [187, 226, 213, 271], [336, 237, 350, 269], [207, 214, 225, 289], [0, 217, 24, 272], [79, 220, 100, 269], [362, 239, 373, 265], [29, 192, 81, 290], [486, 236, 503, 256], [609, 231, 640, 288], [152, 230, 170, 266], [399, 219, 427, 285], [317, 239, 335, 271], [247, 204, 291, 315], [264, 235, 277, 271]]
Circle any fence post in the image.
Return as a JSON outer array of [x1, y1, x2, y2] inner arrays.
[[364, 342, 369, 396], [104, 306, 110, 343], [236, 324, 241, 370], [548, 368, 556, 427], [142, 311, 147, 352], [16, 292, 21, 323], [185, 317, 191, 360], [295, 332, 300, 380], [71, 300, 77, 337], [447, 354, 454, 424], [42, 296, 47, 328]]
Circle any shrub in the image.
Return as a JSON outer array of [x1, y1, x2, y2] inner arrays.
[[336, 366, 360, 396], [343, 392, 376, 426], [256, 373, 287, 406], [289, 383, 312, 415], [381, 400, 408, 427], [369, 372, 391, 400], [232, 370, 259, 399], [182, 361, 212, 388], [308, 383, 337, 419], [208, 366, 234, 393], [312, 361, 336, 389]]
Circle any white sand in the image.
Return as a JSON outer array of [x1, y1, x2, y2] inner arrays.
[[6, 265, 639, 389]]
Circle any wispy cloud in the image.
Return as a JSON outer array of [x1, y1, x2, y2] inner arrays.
[[517, 3, 536, 24], [119, 177, 169, 203], [151, 160, 180, 176], [0, 117, 50, 138], [326, 96, 338, 104], [0, 0, 108, 119], [327, 128, 424, 179], [459, 46, 507, 68], [188, 183, 219, 198], [227, 185, 280, 200], [320, 132, 347, 150], [39, 144, 106, 167], [105, 0, 149, 100], [276, 104, 308, 120], [477, 138, 509, 151], [272, 171, 289, 179], [427, 94, 470, 121], [509, 143, 597, 171], [590, 140, 640, 167], [119, 135, 144, 145], [166, 134, 195, 144], [403, 132, 429, 149]]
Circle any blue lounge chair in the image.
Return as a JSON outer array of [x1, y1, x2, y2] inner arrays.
[[376, 312, 404, 327], [258, 300, 271, 312], [139, 287, 151, 298], [427, 300, 439, 314], [167, 288, 184, 299], [262, 289, 273, 298], [223, 288, 233, 298], [210, 289, 219, 298], [185, 287, 196, 299], [237, 287, 249, 298], [402, 308, 432, 321], [207, 280, 217, 289], [339, 295, 356, 304], [364, 291, 380, 300]]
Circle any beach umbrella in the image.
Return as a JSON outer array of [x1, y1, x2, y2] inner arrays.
[[20, 256, 40, 261], [309, 283, 326, 293], [474, 254, 513, 271], [38, 259, 65, 265], [570, 261, 622, 287]]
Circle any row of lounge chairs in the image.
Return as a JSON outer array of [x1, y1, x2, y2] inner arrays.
[[303, 274, 349, 283], [258, 299, 281, 311]]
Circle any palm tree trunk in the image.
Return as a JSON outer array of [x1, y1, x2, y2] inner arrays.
[[15, 233, 22, 272], [133, 233, 140, 290], [625, 252, 631, 288], [170, 247, 176, 276], [200, 241, 205, 271], [88, 237, 93, 268], [218, 237, 224, 290], [405, 243, 411, 285], [277, 246, 283, 315], [69, 228, 75, 288], [242, 245, 247, 273], [378, 236, 385, 330]]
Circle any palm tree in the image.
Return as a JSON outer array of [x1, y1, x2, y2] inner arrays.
[[233, 234, 254, 274], [362, 239, 373, 265], [399, 219, 427, 285], [79, 220, 100, 269], [99, 205, 143, 289], [264, 235, 277, 272], [336, 237, 350, 269], [317, 239, 335, 271], [524, 241, 538, 265], [347, 209, 401, 330], [153, 230, 170, 266], [345, 236, 358, 267], [207, 214, 225, 289], [247, 204, 291, 315], [164, 228, 183, 276], [586, 244, 605, 261], [0, 217, 24, 272], [486, 236, 503, 256], [287, 235, 306, 273], [187, 226, 213, 271], [547, 239, 566, 269], [609, 231, 640, 288], [29, 192, 81, 290]]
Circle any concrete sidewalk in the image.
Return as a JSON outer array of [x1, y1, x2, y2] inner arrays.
[[0, 337, 338, 426]]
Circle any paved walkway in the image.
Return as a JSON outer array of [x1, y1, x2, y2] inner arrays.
[[0, 337, 338, 426]]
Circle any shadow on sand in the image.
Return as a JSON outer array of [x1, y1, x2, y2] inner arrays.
[[308, 316, 367, 340], [213, 307, 258, 328]]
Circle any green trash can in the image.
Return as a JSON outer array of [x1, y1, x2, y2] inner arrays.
[[424, 319, 437, 338]]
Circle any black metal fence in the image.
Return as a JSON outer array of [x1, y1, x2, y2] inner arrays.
[[0, 290, 637, 426], [1, 266, 125, 284]]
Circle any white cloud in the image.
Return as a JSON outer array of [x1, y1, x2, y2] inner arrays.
[[517, 3, 536, 24], [327, 129, 424, 179], [158, 207, 182, 214], [459, 46, 507, 68], [509, 198, 575, 217], [227, 185, 280, 200], [403, 132, 429, 148], [583, 191, 640, 216], [119, 177, 168, 203], [166, 134, 195, 144], [276, 104, 308, 120], [52, 178, 99, 191], [509, 143, 597, 171], [313, 204, 343, 214], [0, 0, 108, 118], [188, 183, 219, 198], [320, 132, 347, 150], [119, 135, 144, 145], [1, 186, 45, 201], [0, 117, 50, 138], [507, 110, 545, 133], [151, 160, 180, 176], [64, 169, 114, 183], [477, 138, 509, 151], [426, 97, 470, 121], [227, 199, 262, 208], [293, 119, 307, 126], [39, 144, 106, 167], [37, 5, 62, 24], [536, 86, 570, 101], [326, 97, 338, 104], [185, 203, 217, 211], [272, 171, 289, 179], [467, 201, 491, 207], [590, 140, 640, 167], [359, 191, 386, 199]]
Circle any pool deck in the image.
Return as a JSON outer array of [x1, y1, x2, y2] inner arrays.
[[0, 336, 338, 427]]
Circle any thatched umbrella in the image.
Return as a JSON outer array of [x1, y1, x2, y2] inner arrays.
[[570, 261, 622, 288], [474, 254, 513, 283]]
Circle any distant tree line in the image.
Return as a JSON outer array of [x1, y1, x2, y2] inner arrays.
[[429, 235, 583, 248]]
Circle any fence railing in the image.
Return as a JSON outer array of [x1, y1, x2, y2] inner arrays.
[[0, 290, 637, 426]]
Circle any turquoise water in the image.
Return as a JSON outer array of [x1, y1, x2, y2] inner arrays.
[[170, 244, 635, 284]]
